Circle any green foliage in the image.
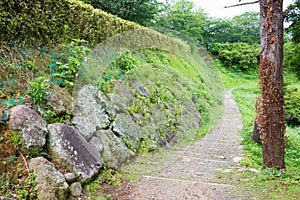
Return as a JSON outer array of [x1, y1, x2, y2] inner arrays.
[[15, 168, 38, 200], [85, 179, 102, 195], [25, 147, 48, 158], [112, 50, 141, 71], [230, 12, 260, 44], [0, 134, 38, 199], [154, 0, 207, 44], [285, 126, 300, 173], [12, 131, 24, 147], [121, 49, 221, 146], [27, 76, 72, 123], [91, 47, 220, 149], [257, 167, 300, 184], [100, 166, 123, 187], [42, 109, 72, 124], [50, 39, 90, 91], [136, 139, 152, 153], [203, 12, 259, 48], [126, 101, 143, 115], [27, 77, 49, 105], [211, 43, 259, 72], [0, 0, 139, 46], [284, 42, 300, 79], [87, 0, 161, 26], [284, 86, 300, 126], [97, 50, 142, 94], [286, 0, 300, 43]]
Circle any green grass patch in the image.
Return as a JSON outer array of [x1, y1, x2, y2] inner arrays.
[[218, 71, 300, 199]]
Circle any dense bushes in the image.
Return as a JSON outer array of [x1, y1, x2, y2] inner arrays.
[[211, 42, 259, 72], [284, 86, 300, 126], [0, 0, 139, 46], [284, 43, 300, 79]]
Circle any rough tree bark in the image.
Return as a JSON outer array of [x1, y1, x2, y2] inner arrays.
[[226, 0, 286, 169], [258, 0, 286, 169]]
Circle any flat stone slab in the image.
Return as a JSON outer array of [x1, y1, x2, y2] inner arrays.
[[47, 123, 103, 182]]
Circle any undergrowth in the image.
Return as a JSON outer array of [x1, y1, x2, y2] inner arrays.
[[0, 126, 47, 199]]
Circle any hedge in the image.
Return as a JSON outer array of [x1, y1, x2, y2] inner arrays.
[[210, 42, 259, 71], [0, 0, 140, 46]]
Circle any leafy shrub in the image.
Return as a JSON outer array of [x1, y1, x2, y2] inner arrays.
[[284, 87, 300, 126], [112, 50, 141, 71], [97, 50, 142, 94], [27, 77, 49, 105], [211, 42, 259, 72], [49, 39, 90, 91], [284, 43, 300, 79], [100, 166, 123, 187]]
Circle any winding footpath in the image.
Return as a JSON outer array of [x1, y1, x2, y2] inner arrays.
[[125, 89, 245, 199]]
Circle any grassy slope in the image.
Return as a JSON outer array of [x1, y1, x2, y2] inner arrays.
[[85, 49, 224, 198], [218, 70, 300, 199]]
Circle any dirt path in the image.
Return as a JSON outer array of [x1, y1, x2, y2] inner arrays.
[[122, 89, 245, 199]]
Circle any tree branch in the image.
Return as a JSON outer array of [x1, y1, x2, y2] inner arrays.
[[283, 8, 291, 20], [224, 1, 259, 9]]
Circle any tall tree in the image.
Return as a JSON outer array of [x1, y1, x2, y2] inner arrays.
[[259, 0, 285, 169], [285, 0, 300, 43], [231, 12, 260, 44], [202, 12, 259, 48], [84, 0, 161, 26], [154, 0, 207, 44], [227, 0, 286, 169]]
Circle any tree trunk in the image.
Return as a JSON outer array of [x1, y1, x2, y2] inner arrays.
[[252, 117, 261, 144], [258, 0, 286, 169]]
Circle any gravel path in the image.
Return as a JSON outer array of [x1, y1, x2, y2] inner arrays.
[[126, 89, 245, 200]]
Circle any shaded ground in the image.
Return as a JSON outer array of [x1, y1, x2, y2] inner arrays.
[[102, 89, 251, 200]]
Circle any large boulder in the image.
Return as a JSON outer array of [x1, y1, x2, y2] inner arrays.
[[107, 93, 128, 113], [71, 116, 96, 141], [9, 105, 47, 148], [89, 136, 103, 153], [112, 113, 143, 151], [108, 81, 133, 113], [181, 101, 201, 129], [111, 81, 132, 104], [132, 81, 150, 96], [47, 123, 103, 182], [72, 84, 115, 138], [94, 130, 134, 168], [46, 84, 72, 116], [29, 157, 69, 200], [176, 101, 201, 142], [69, 182, 82, 197]]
